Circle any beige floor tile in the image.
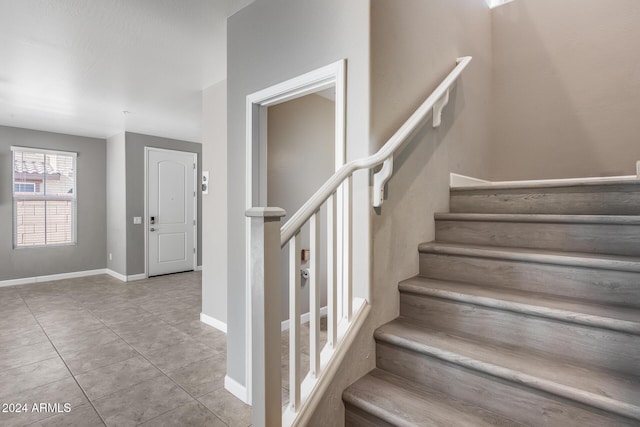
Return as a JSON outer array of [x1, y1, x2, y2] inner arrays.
[[198, 387, 252, 427], [144, 338, 215, 373], [0, 340, 59, 373], [140, 401, 225, 427], [165, 353, 226, 397], [75, 355, 163, 401], [0, 377, 87, 427], [31, 403, 105, 427], [0, 357, 70, 400], [61, 339, 138, 375], [93, 375, 193, 427], [49, 327, 121, 357]]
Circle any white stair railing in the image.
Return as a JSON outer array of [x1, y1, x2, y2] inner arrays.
[[247, 56, 472, 427]]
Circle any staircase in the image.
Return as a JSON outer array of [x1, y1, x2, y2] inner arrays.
[[343, 180, 640, 426]]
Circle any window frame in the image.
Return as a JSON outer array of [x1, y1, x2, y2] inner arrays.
[[11, 146, 78, 249]]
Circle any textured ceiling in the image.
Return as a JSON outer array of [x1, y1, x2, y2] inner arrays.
[[0, 0, 253, 142]]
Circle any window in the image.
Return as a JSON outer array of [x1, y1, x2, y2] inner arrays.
[[12, 147, 77, 247], [14, 183, 36, 193]]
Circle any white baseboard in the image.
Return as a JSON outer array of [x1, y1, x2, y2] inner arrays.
[[200, 312, 227, 334], [450, 173, 490, 187], [105, 269, 127, 282], [281, 306, 328, 331], [0, 268, 108, 288], [224, 375, 249, 404], [195, 265, 203, 271], [450, 172, 639, 189], [106, 270, 146, 283]]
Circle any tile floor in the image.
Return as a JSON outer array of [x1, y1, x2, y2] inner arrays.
[[0, 272, 249, 427]]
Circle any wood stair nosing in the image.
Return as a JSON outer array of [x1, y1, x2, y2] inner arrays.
[[374, 320, 640, 423]]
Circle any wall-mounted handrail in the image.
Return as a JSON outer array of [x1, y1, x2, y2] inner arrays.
[[281, 56, 472, 247]]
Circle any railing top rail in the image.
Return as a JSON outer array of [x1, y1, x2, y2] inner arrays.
[[280, 56, 472, 246]]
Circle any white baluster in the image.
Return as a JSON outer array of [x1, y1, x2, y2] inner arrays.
[[327, 193, 337, 347], [309, 211, 320, 377], [343, 176, 352, 321], [289, 232, 301, 410]]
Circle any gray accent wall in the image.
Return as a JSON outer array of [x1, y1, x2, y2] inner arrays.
[[106, 133, 127, 276], [124, 132, 202, 276], [0, 125, 107, 281], [227, 0, 371, 387]]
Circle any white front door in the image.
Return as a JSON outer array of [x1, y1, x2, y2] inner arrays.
[[147, 148, 197, 277]]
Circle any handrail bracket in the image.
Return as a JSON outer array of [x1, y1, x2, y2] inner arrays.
[[372, 156, 394, 208], [432, 88, 450, 128]]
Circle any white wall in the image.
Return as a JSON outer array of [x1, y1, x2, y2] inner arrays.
[[106, 133, 127, 275], [490, 0, 640, 179], [202, 80, 228, 326]]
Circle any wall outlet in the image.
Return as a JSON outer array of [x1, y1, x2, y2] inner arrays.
[[202, 171, 209, 195], [109, 253, 113, 261], [133, 216, 142, 224]]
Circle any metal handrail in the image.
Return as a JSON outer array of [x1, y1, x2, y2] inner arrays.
[[280, 56, 472, 246]]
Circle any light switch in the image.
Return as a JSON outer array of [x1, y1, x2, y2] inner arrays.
[[133, 216, 142, 224]]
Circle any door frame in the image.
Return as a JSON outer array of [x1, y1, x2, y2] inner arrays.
[[243, 59, 346, 404], [144, 146, 198, 278]]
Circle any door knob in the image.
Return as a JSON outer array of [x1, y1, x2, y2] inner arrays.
[[150, 228, 156, 232]]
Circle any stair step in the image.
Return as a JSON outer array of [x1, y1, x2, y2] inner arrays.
[[400, 278, 640, 373], [419, 242, 640, 307], [343, 368, 522, 427], [435, 213, 640, 256], [450, 180, 640, 215], [399, 277, 640, 335], [375, 320, 640, 424]]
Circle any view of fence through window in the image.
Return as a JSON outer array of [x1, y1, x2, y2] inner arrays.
[[12, 148, 76, 247]]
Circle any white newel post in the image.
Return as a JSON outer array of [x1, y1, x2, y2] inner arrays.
[[246, 207, 286, 427]]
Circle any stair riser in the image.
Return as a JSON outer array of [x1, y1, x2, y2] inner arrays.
[[435, 220, 640, 256], [419, 252, 640, 308], [344, 404, 394, 427], [450, 185, 640, 215], [376, 341, 638, 427], [400, 294, 640, 374]]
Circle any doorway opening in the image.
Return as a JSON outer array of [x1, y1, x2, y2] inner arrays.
[[241, 60, 346, 404]]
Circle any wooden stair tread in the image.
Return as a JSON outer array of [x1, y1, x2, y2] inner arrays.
[[400, 276, 640, 334], [419, 242, 640, 272], [343, 368, 523, 427], [375, 319, 640, 420], [434, 212, 640, 225]]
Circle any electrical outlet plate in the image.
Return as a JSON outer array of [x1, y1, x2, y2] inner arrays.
[[202, 171, 209, 195], [133, 216, 142, 224]]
